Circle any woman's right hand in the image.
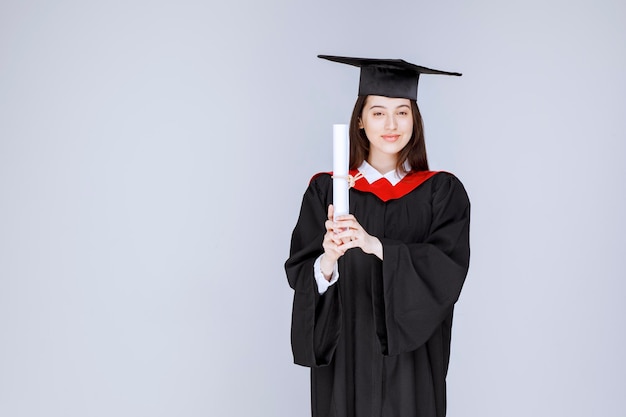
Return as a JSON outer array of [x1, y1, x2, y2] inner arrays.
[[320, 204, 344, 281]]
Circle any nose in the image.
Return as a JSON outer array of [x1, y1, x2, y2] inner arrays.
[[385, 114, 397, 130]]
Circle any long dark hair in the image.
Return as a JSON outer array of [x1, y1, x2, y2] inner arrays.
[[348, 95, 429, 173]]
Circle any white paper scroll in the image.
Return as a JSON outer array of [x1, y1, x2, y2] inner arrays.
[[332, 124, 349, 220]]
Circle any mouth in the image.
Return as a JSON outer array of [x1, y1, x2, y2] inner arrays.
[[381, 135, 400, 142]]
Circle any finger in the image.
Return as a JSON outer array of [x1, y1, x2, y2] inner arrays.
[[335, 230, 357, 245], [324, 229, 342, 244], [334, 219, 360, 232], [337, 240, 355, 252], [326, 239, 346, 256], [326, 219, 347, 235], [326, 228, 344, 243], [327, 204, 334, 221], [334, 213, 356, 222]]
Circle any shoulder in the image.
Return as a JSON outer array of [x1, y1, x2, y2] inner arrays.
[[309, 172, 332, 185], [307, 172, 334, 195], [430, 171, 470, 205], [301, 172, 333, 202], [431, 170, 464, 185]]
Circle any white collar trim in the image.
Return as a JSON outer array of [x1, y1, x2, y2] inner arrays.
[[357, 161, 411, 186]]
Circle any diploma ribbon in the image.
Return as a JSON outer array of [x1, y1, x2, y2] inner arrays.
[[332, 172, 364, 188]]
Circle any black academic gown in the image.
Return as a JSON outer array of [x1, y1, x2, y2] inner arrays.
[[285, 171, 470, 417]]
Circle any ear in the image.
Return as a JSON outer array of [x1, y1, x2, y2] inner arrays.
[[358, 118, 363, 129]]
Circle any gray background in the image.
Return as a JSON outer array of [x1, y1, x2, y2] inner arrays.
[[1, 0, 625, 416]]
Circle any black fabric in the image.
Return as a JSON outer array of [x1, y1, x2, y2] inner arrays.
[[285, 172, 470, 417], [317, 55, 462, 100], [360, 67, 418, 101]]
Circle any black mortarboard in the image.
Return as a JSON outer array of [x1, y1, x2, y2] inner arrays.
[[318, 55, 461, 101]]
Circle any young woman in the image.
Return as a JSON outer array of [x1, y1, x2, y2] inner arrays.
[[285, 55, 470, 417]]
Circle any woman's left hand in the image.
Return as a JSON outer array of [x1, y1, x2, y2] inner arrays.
[[332, 214, 383, 260]]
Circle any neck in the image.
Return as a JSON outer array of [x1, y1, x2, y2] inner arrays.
[[367, 154, 398, 174]]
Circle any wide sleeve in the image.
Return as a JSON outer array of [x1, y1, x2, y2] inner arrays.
[[374, 173, 471, 356], [284, 175, 342, 367]]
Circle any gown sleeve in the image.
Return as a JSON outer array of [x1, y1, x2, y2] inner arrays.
[[284, 175, 342, 367], [374, 173, 471, 356]]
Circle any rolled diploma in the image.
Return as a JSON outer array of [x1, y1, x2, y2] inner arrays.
[[333, 124, 349, 220]]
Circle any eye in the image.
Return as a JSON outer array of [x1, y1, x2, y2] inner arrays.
[[397, 110, 409, 116], [372, 111, 384, 117]]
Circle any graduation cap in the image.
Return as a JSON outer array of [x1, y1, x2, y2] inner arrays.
[[318, 55, 461, 101]]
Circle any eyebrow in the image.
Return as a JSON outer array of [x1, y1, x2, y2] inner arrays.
[[368, 104, 411, 110]]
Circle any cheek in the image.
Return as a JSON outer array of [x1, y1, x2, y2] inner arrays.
[[362, 119, 381, 134]]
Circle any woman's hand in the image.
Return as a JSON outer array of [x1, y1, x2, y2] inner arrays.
[[320, 205, 383, 281]]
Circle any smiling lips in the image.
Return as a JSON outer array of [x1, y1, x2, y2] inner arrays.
[[382, 134, 401, 142]]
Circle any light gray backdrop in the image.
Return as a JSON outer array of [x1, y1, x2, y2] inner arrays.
[[1, 0, 624, 416]]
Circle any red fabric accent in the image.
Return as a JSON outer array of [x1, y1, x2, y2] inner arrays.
[[310, 170, 439, 202], [351, 169, 438, 202]]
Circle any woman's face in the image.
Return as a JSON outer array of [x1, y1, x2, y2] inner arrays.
[[359, 95, 413, 164]]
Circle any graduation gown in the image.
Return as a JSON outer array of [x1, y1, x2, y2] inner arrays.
[[285, 170, 470, 417]]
